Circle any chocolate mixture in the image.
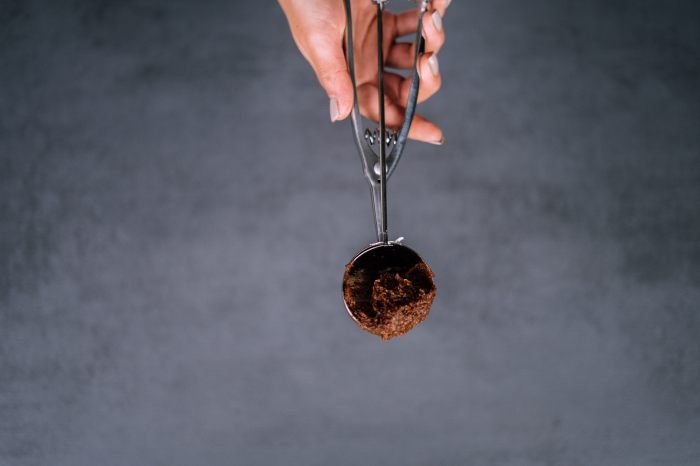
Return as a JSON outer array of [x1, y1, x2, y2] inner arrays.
[[344, 262, 436, 340]]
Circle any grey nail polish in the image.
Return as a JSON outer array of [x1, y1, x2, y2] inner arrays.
[[432, 10, 443, 32], [428, 54, 439, 76], [330, 97, 339, 122]]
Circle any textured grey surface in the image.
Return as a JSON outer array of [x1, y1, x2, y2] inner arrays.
[[1, 0, 699, 464]]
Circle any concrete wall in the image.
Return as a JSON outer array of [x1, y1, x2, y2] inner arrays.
[[1, 0, 699, 464]]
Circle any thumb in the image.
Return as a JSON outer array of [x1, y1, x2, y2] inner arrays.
[[307, 39, 354, 122]]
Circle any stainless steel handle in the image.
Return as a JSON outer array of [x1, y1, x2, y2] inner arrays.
[[344, 0, 429, 243]]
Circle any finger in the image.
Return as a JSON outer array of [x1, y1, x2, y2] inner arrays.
[[387, 8, 444, 70], [405, 52, 441, 104], [304, 32, 354, 122], [383, 72, 406, 106], [357, 83, 443, 144], [357, 83, 407, 131], [385, 52, 441, 106], [386, 100, 443, 143], [385, 42, 414, 70], [422, 9, 445, 55], [395, 4, 447, 38], [406, 113, 443, 143], [394, 9, 419, 37], [431, 0, 452, 18]]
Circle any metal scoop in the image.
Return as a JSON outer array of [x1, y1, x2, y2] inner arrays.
[[342, 0, 434, 325]]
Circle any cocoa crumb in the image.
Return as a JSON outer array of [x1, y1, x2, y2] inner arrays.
[[344, 262, 436, 340]]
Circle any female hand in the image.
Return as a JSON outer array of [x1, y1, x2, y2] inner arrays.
[[278, 0, 449, 144]]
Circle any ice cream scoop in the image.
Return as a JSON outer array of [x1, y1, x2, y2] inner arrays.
[[342, 0, 436, 338]]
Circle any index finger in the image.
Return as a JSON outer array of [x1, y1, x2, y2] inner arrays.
[[430, 0, 451, 18], [395, 0, 451, 36]]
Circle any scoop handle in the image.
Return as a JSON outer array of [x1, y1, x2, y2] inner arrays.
[[344, 0, 429, 243]]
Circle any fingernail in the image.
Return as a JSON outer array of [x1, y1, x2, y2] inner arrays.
[[330, 97, 339, 122], [428, 54, 439, 76], [432, 10, 443, 31], [446, 0, 452, 8], [428, 136, 444, 145]]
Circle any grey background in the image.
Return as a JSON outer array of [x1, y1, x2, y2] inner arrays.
[[1, 0, 699, 464]]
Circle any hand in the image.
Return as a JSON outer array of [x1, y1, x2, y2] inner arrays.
[[278, 0, 449, 144]]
